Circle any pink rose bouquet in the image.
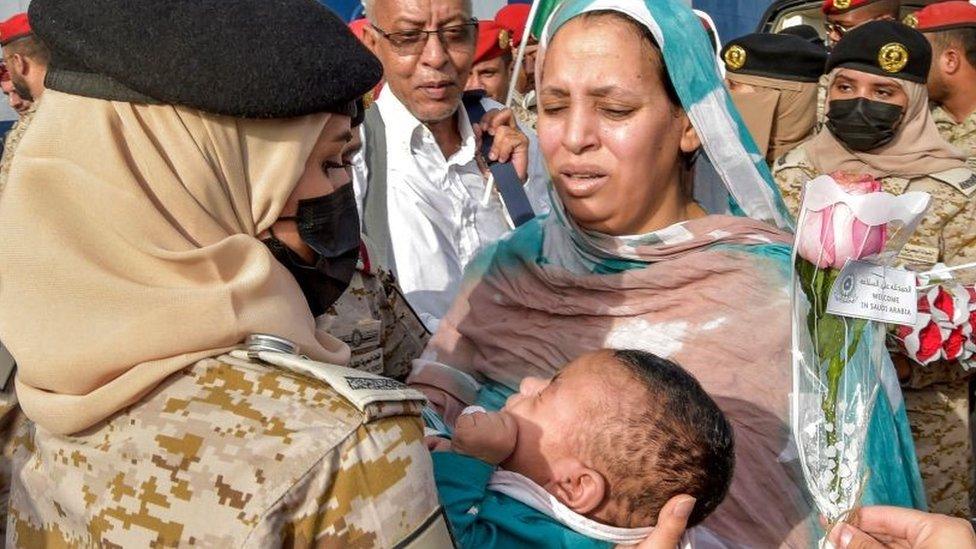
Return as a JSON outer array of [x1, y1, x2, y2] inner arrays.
[[795, 173, 888, 459], [791, 172, 931, 526]]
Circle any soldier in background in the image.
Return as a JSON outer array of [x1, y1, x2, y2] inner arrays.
[[911, 2, 976, 169], [0, 13, 46, 104], [910, 1, 976, 518], [823, 0, 901, 47], [721, 32, 826, 165], [0, 0, 452, 545], [0, 13, 44, 194], [773, 21, 976, 518], [464, 21, 513, 104]]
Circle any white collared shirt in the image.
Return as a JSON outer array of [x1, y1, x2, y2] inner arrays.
[[353, 87, 549, 332]]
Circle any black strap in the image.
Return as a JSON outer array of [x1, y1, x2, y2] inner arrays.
[[361, 106, 395, 273], [462, 91, 536, 227]]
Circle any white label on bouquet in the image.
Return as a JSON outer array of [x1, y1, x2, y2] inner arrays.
[[826, 260, 918, 326]]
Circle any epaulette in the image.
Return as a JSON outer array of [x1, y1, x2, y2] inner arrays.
[[230, 349, 426, 423], [929, 167, 976, 197]]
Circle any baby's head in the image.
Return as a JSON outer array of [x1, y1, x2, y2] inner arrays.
[[501, 349, 734, 529]]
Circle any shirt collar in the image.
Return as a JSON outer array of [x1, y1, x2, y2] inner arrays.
[[932, 103, 976, 127], [375, 84, 476, 165]]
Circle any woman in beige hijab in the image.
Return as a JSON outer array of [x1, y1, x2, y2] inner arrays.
[[773, 20, 976, 519], [722, 32, 827, 164], [0, 0, 457, 546]]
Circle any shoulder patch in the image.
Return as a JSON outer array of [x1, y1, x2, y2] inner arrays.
[[229, 350, 427, 421], [929, 168, 976, 196]]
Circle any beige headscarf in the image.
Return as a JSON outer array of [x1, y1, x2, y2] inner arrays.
[[804, 68, 967, 177], [728, 73, 819, 164], [0, 90, 351, 435]]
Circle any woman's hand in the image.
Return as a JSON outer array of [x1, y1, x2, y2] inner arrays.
[[620, 495, 696, 549], [473, 108, 529, 183], [451, 410, 518, 465], [828, 506, 976, 549]]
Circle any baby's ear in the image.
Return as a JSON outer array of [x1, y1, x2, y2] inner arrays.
[[550, 459, 606, 515]]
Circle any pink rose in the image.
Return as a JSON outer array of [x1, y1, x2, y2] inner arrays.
[[796, 173, 887, 269]]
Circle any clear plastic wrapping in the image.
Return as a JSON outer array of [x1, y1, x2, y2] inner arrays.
[[790, 173, 930, 530]]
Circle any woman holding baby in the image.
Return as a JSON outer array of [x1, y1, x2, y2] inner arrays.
[[409, 0, 927, 546]]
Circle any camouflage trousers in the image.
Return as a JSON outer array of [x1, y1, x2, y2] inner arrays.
[[4, 355, 444, 547], [905, 381, 973, 518]]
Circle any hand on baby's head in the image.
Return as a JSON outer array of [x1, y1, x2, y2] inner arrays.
[[452, 409, 519, 465]]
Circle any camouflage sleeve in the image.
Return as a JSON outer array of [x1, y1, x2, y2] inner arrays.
[[771, 164, 812, 220], [246, 411, 453, 549]]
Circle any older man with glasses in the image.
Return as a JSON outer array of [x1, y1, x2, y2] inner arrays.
[[357, 0, 548, 333], [822, 0, 901, 47]]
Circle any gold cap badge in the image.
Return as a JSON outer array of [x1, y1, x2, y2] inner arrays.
[[498, 29, 511, 50], [903, 13, 918, 28], [833, 0, 851, 10], [724, 45, 747, 71], [878, 42, 909, 74]]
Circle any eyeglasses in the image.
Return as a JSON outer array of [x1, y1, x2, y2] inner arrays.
[[823, 21, 854, 37], [370, 20, 478, 55]]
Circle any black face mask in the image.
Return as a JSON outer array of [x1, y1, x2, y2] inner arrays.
[[263, 184, 361, 317], [826, 98, 904, 152]]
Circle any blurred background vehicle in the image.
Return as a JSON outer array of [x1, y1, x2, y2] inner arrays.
[[758, 0, 939, 36]]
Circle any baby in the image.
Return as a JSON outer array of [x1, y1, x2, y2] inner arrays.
[[430, 349, 735, 548]]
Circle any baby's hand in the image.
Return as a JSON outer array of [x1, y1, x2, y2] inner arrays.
[[451, 409, 518, 465], [425, 436, 453, 452]]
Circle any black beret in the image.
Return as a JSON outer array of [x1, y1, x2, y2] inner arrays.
[[825, 20, 932, 84], [721, 33, 828, 83], [29, 0, 383, 119], [778, 24, 825, 47]]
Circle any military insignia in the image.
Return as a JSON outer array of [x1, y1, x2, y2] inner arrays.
[[903, 13, 918, 28], [724, 45, 747, 71], [498, 29, 511, 50], [878, 43, 909, 74], [833, 0, 851, 9]]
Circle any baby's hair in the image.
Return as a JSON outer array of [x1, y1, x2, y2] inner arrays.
[[587, 349, 734, 528]]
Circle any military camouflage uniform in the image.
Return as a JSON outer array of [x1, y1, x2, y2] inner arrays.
[[0, 104, 38, 197], [6, 350, 454, 547], [317, 240, 430, 381], [773, 146, 976, 517], [933, 105, 976, 174], [932, 104, 976, 517]]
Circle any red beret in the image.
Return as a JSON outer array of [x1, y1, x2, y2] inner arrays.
[[474, 20, 511, 65], [908, 1, 976, 33], [495, 4, 530, 47], [822, 0, 886, 15], [348, 18, 369, 42], [0, 13, 31, 46]]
